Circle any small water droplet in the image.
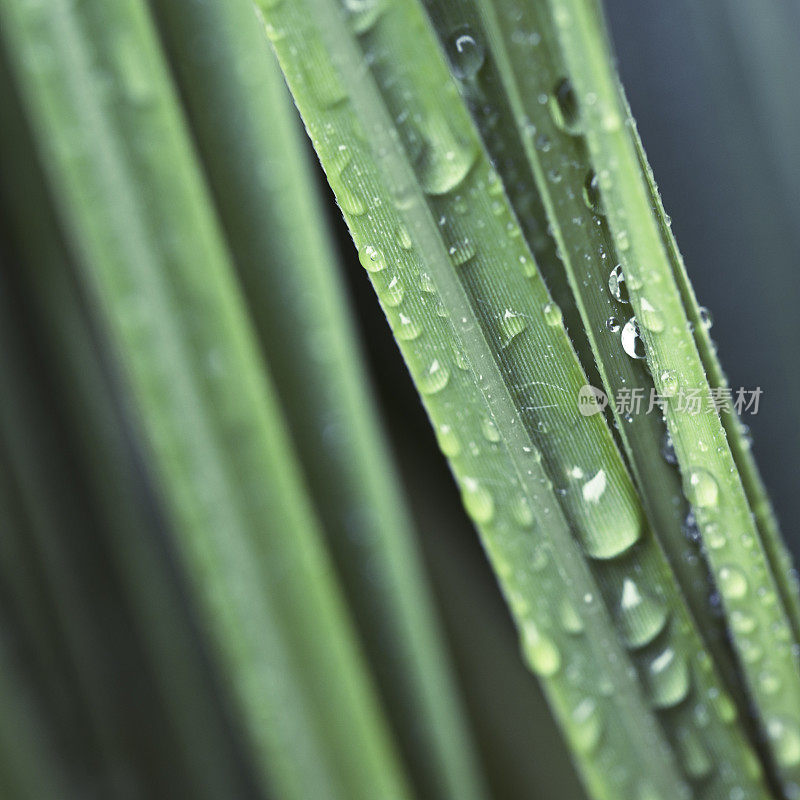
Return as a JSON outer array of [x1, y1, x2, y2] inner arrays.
[[605, 316, 621, 332], [698, 306, 713, 330], [521, 621, 561, 676], [383, 275, 403, 306], [436, 423, 461, 457], [396, 225, 413, 250], [419, 359, 450, 394], [718, 566, 748, 600], [617, 577, 669, 648], [621, 318, 646, 359], [559, 599, 584, 634], [462, 478, 494, 523], [659, 370, 678, 397], [396, 312, 421, 340], [419, 272, 436, 293], [550, 78, 580, 134], [511, 494, 534, 527], [687, 469, 719, 508], [543, 301, 563, 327], [582, 170, 601, 212], [568, 698, 603, 754], [767, 718, 800, 768], [448, 237, 476, 265], [481, 416, 501, 443], [676, 727, 713, 780], [608, 265, 629, 303], [661, 431, 677, 465], [360, 245, 385, 272], [639, 297, 664, 332], [647, 647, 691, 708], [447, 27, 485, 80], [500, 309, 527, 346]]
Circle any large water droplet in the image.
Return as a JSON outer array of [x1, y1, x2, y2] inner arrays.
[[416, 124, 478, 195], [687, 469, 719, 508], [511, 494, 534, 527], [621, 318, 646, 359], [447, 27, 485, 80], [383, 275, 404, 306], [521, 621, 561, 676], [448, 237, 476, 265], [647, 647, 691, 708], [462, 478, 494, 523], [617, 577, 669, 648], [608, 265, 629, 303], [419, 359, 450, 394], [580, 514, 641, 560]]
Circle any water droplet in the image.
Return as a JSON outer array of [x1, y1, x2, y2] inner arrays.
[[621, 318, 646, 359], [448, 237, 476, 265], [462, 478, 494, 523], [416, 124, 478, 195], [687, 469, 719, 508], [568, 699, 603, 753], [550, 78, 580, 134], [582, 170, 601, 212], [419, 359, 449, 394], [617, 577, 669, 648], [605, 316, 621, 332], [343, 0, 384, 33], [581, 470, 607, 503], [718, 566, 748, 600], [359, 245, 385, 272], [559, 599, 584, 634], [767, 718, 800, 768], [383, 275, 404, 306], [647, 647, 691, 708], [699, 306, 713, 330], [676, 727, 713, 780], [543, 301, 563, 327], [396, 225, 413, 250], [608, 265, 629, 303], [481, 416, 500, 443], [500, 309, 527, 346], [730, 609, 756, 634], [447, 27, 485, 80], [436, 423, 461, 457], [661, 431, 677, 465], [419, 272, 436, 293], [396, 312, 421, 341], [639, 297, 664, 332], [521, 621, 561, 676], [659, 370, 678, 397], [580, 515, 641, 560], [511, 495, 534, 527]]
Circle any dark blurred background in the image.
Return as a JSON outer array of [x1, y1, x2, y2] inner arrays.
[[320, 2, 800, 796]]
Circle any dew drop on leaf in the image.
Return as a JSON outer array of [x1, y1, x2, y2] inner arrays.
[[608, 264, 629, 303], [447, 27, 485, 80], [621, 317, 646, 359]]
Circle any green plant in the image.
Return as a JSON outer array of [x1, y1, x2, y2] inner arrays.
[[0, 0, 798, 798]]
